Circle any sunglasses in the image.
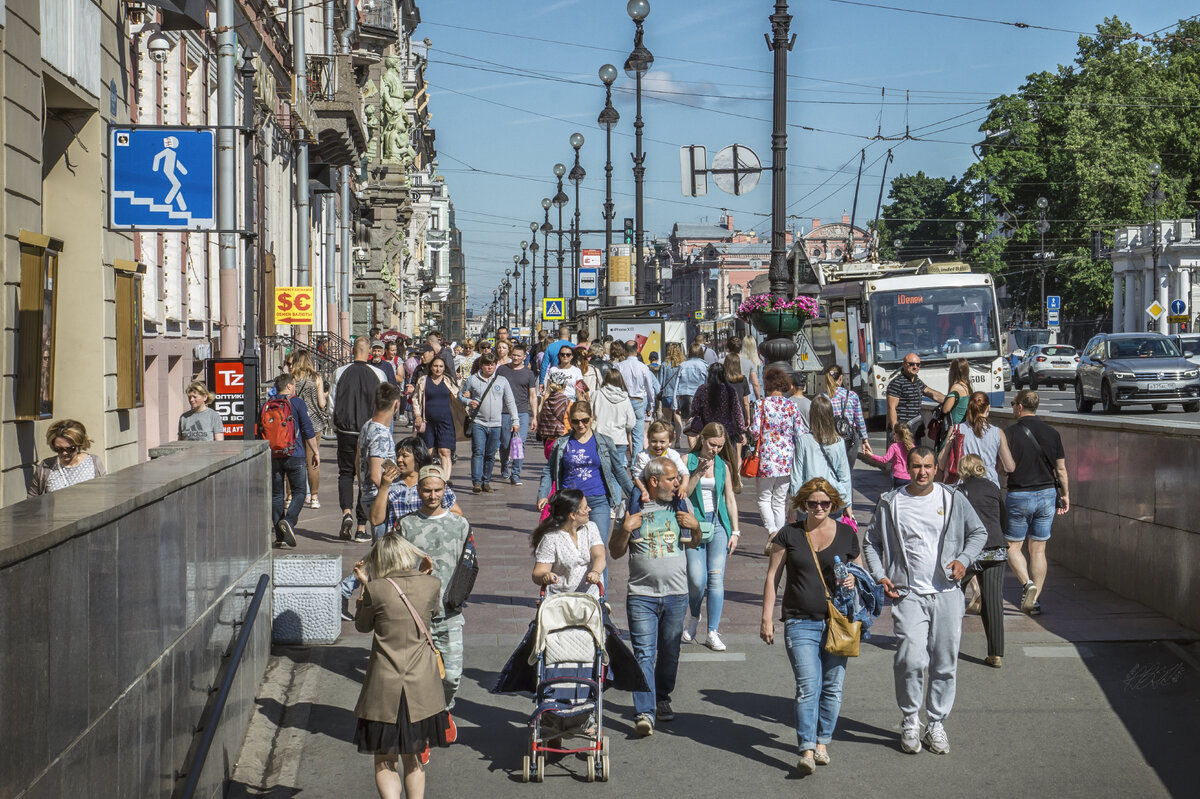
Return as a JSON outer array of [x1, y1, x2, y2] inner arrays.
[[570, 417, 591, 425], [54, 445, 78, 455], [904, 362, 921, 368], [805, 500, 832, 510]]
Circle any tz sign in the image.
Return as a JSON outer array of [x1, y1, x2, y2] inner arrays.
[[207, 358, 247, 438]]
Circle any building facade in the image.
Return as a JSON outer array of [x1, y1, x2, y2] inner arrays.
[[1110, 218, 1200, 334]]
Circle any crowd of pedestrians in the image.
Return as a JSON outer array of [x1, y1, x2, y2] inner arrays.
[[29, 330, 1067, 795]]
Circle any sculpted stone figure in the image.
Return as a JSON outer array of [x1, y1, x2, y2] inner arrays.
[[379, 55, 416, 167]]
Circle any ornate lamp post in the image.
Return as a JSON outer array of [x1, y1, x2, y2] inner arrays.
[[503, 270, 512, 330], [1036, 196, 1050, 328], [598, 64, 620, 305], [1147, 162, 1166, 333], [528, 222, 539, 328], [760, 0, 798, 368], [552, 164, 568, 298], [491, 290, 498, 336], [625, 0, 652, 303], [512, 254, 522, 329], [569, 132, 586, 315], [541, 198, 553, 329], [519, 244, 530, 329]]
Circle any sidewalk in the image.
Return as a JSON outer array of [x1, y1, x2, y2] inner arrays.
[[232, 426, 1200, 797]]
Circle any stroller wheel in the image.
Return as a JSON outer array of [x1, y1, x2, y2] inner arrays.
[[601, 735, 610, 755], [599, 754, 610, 782], [521, 755, 531, 783], [535, 754, 545, 782], [586, 757, 596, 783]]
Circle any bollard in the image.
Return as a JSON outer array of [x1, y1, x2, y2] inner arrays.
[[272, 554, 342, 645]]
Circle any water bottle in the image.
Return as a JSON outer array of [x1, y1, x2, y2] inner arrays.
[[833, 556, 852, 606]]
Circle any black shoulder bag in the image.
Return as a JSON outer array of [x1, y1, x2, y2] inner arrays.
[[443, 530, 479, 615], [1014, 423, 1067, 509], [833, 389, 863, 466]]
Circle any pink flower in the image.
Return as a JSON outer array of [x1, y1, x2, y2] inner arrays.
[[736, 293, 818, 321]]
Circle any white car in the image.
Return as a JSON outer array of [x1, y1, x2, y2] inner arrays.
[[1014, 344, 1079, 390], [1170, 334, 1200, 369]]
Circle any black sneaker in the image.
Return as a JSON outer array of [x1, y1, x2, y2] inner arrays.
[[482, 483, 496, 493], [655, 700, 675, 722], [510, 477, 523, 486], [277, 520, 297, 547], [341, 596, 355, 622], [1030, 601, 1044, 616], [339, 513, 354, 541], [354, 529, 372, 543]]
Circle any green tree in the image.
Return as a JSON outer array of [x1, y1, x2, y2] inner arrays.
[[955, 16, 1200, 320], [874, 172, 966, 261]]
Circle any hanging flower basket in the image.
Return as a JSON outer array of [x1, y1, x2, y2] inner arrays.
[[737, 294, 818, 336]]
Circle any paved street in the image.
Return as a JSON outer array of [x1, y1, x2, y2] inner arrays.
[[229, 427, 1199, 797], [1015, 386, 1200, 425]]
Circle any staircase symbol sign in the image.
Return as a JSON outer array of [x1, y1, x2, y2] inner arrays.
[[109, 127, 217, 230]]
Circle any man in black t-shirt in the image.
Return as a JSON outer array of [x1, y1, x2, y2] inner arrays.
[[497, 342, 539, 485], [886, 353, 944, 443], [1004, 390, 1068, 617]]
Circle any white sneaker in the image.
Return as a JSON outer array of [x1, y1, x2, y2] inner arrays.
[[681, 616, 699, 643], [900, 721, 922, 754], [923, 721, 950, 754], [705, 630, 727, 651]]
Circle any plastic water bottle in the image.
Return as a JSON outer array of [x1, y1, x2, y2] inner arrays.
[[833, 556, 852, 605]]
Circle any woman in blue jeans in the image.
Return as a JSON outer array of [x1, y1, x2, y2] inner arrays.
[[682, 422, 741, 652], [537, 399, 634, 580], [760, 477, 860, 776]]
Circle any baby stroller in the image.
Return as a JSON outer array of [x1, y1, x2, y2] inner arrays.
[[521, 587, 610, 783]]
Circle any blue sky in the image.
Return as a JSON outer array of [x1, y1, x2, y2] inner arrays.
[[418, 1, 1198, 311]]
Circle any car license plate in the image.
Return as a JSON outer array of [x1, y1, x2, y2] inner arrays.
[[1148, 381, 1173, 390], [1052, 360, 1069, 366]]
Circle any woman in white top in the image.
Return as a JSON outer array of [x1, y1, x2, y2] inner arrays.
[[544, 347, 585, 399], [591, 369, 638, 470], [531, 489, 606, 597], [942, 391, 1016, 486]]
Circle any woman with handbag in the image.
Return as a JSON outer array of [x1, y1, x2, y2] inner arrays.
[[752, 366, 808, 554], [412, 354, 457, 480], [352, 534, 455, 799], [823, 365, 866, 467], [681, 423, 741, 652], [760, 477, 860, 776]]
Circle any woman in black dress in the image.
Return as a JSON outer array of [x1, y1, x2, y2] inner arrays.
[[760, 477, 859, 776], [414, 354, 457, 480]]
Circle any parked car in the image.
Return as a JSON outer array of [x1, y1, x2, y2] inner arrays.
[[1074, 332, 1200, 413], [1169, 333, 1200, 369], [1014, 345, 1079, 390]]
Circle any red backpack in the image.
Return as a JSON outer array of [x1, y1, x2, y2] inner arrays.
[[260, 397, 297, 458]]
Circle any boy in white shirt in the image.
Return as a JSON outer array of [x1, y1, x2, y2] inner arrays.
[[632, 420, 690, 502]]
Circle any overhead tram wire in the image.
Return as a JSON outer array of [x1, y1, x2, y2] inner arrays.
[[822, 0, 1091, 35]]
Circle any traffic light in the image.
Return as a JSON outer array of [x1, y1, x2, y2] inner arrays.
[[623, 217, 635, 245]]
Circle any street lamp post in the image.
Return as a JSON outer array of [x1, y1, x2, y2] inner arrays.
[[528, 223, 538, 329], [762, 0, 797, 368], [519, 245, 530, 330], [625, 0, 653, 304], [598, 64, 620, 305], [512, 254, 522, 329], [569, 133, 586, 317], [552, 164, 568, 299], [492, 290, 498, 336], [503, 270, 512, 330], [541, 199, 553, 331], [1036, 197, 1050, 328], [1147, 162, 1166, 333]]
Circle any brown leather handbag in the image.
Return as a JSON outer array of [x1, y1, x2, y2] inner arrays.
[[802, 531, 861, 657]]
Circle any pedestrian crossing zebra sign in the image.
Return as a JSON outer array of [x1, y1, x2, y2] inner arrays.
[[109, 126, 217, 231]]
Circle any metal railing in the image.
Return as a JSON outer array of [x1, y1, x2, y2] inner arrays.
[[175, 573, 270, 799], [306, 55, 338, 102], [262, 332, 348, 389]]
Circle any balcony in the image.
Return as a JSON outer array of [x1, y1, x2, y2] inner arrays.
[[306, 54, 367, 167], [358, 0, 399, 48]]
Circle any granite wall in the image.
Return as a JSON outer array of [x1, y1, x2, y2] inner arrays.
[[0, 441, 272, 799], [988, 409, 1199, 632]]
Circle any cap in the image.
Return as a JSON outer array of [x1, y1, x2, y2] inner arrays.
[[418, 465, 447, 484], [370, 339, 384, 349]]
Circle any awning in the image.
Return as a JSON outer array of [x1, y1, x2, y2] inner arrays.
[[140, 0, 208, 31]]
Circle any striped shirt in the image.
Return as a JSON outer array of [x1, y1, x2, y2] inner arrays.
[[887, 374, 926, 423]]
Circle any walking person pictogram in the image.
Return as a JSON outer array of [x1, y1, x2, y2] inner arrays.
[[152, 136, 189, 212]]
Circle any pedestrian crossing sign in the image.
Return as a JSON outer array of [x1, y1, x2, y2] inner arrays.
[[694, 311, 704, 320], [109, 126, 217, 231], [542, 298, 566, 321]]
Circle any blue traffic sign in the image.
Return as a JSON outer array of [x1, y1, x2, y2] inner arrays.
[[1171, 299, 1187, 315], [109, 127, 216, 230], [1046, 295, 1061, 311], [578, 267, 598, 298], [542, 298, 566, 321]]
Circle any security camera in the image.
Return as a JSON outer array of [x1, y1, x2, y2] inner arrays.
[[147, 32, 171, 63]]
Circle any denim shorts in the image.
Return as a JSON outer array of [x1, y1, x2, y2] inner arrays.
[[1004, 487, 1057, 542]]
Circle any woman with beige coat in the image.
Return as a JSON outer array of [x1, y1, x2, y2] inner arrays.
[[353, 535, 455, 799]]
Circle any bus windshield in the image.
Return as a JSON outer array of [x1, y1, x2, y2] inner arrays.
[[871, 286, 999, 364]]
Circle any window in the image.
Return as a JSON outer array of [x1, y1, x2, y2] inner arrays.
[[114, 260, 146, 408], [870, 286, 999, 363], [430, 209, 440, 230], [16, 231, 63, 420]]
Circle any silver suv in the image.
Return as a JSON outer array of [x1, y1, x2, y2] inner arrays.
[[1075, 332, 1200, 413]]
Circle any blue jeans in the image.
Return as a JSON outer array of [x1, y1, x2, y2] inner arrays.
[[784, 618, 848, 752], [686, 516, 729, 631], [499, 411, 530, 480], [629, 397, 647, 454], [1004, 487, 1057, 542], [471, 422, 502, 485], [627, 593, 688, 716], [585, 493, 611, 586], [271, 455, 307, 531]]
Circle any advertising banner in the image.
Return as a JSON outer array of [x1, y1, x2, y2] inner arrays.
[[275, 286, 315, 325], [207, 358, 248, 438], [608, 244, 632, 306]]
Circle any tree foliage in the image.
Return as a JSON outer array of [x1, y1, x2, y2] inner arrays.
[[882, 16, 1200, 320], [875, 172, 966, 262]]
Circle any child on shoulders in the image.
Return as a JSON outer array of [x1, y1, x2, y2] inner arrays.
[[632, 420, 690, 502]]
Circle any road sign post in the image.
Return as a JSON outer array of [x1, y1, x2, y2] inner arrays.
[[109, 126, 218, 231]]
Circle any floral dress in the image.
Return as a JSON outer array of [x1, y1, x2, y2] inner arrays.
[[749, 396, 807, 477]]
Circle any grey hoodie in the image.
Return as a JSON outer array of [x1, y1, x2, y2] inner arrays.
[[459, 371, 519, 428], [862, 483, 987, 598]]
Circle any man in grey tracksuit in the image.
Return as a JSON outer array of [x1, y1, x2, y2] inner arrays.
[[863, 445, 987, 757], [459, 352, 519, 493]]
